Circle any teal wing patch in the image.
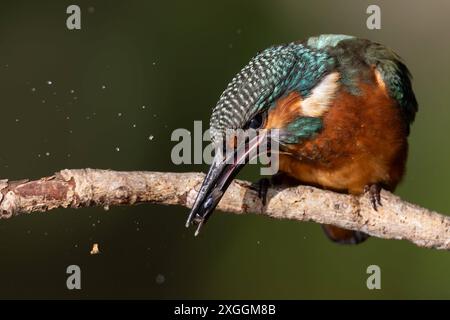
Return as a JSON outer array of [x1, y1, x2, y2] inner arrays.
[[377, 59, 417, 124], [367, 45, 418, 133]]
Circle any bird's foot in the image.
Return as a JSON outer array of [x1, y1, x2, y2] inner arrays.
[[250, 173, 290, 206], [364, 184, 382, 211], [250, 177, 271, 206]]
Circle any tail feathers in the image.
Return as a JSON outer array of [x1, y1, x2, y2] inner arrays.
[[322, 225, 369, 245]]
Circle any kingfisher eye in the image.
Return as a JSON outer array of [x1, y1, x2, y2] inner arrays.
[[248, 112, 265, 129]]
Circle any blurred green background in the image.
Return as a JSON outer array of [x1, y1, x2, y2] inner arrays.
[[0, 0, 449, 299]]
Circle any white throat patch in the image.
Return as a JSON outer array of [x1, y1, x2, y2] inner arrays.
[[301, 72, 340, 117]]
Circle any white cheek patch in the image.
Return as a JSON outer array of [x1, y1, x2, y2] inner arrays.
[[301, 72, 340, 117]]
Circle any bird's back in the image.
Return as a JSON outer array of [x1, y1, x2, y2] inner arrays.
[[308, 35, 418, 132]]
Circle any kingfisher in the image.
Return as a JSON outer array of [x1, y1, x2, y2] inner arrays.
[[186, 34, 418, 244]]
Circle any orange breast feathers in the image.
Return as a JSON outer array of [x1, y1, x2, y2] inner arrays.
[[267, 70, 409, 194]]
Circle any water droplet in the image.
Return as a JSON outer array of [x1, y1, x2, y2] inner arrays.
[[115, 147, 120, 152], [117, 112, 122, 117], [66, 116, 70, 120], [15, 119, 19, 122], [45, 152, 50, 156], [101, 85, 106, 89], [46, 80, 52, 85], [155, 274, 165, 284], [132, 124, 136, 128], [70, 89, 75, 94], [148, 135, 154, 141], [152, 62, 157, 66], [141, 105, 146, 109], [31, 88, 36, 92]]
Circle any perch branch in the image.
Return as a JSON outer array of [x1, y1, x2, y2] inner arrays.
[[0, 169, 448, 250]]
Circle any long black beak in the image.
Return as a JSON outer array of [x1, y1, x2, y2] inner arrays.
[[186, 131, 269, 236]]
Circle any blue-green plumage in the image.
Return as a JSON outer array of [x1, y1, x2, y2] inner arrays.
[[371, 54, 417, 127], [283, 117, 323, 144]]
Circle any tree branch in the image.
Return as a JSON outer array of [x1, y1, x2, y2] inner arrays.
[[0, 169, 448, 250]]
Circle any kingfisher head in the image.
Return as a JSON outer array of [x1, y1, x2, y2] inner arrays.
[[186, 40, 341, 235]]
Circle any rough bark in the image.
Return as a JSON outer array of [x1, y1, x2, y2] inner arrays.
[[0, 169, 448, 250]]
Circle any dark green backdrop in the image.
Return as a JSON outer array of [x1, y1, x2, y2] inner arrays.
[[0, 0, 449, 299]]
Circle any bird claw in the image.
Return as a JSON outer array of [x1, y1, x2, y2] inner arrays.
[[364, 184, 382, 211], [250, 178, 271, 206], [250, 173, 296, 206]]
